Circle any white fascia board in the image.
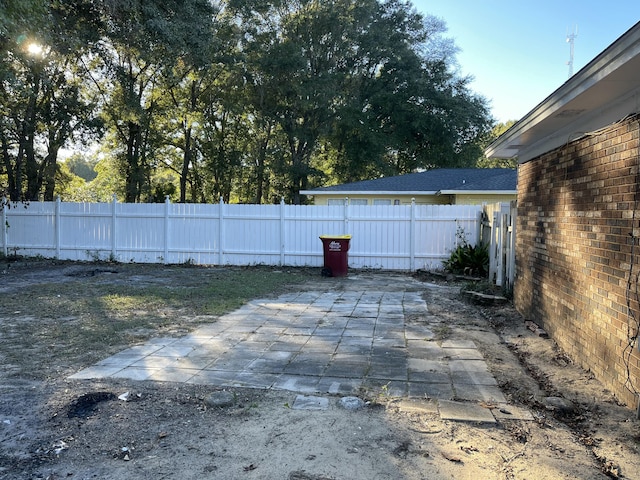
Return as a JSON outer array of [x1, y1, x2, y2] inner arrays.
[[300, 190, 439, 196], [438, 190, 517, 195]]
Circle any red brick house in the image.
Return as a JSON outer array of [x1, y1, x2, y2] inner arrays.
[[487, 22, 640, 408]]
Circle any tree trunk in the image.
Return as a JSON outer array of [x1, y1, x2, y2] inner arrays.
[[253, 124, 272, 204], [289, 139, 310, 205], [1, 130, 19, 201], [42, 146, 60, 201], [124, 122, 142, 203], [254, 145, 266, 204], [179, 126, 192, 203], [23, 79, 40, 201]]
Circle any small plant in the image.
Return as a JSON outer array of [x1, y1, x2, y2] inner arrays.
[[433, 324, 452, 340], [85, 250, 119, 264], [379, 382, 391, 398], [86, 250, 102, 262], [8, 246, 21, 260], [357, 383, 392, 406], [442, 225, 489, 277]]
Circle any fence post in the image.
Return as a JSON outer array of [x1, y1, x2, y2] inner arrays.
[[479, 204, 486, 245], [344, 197, 349, 234], [164, 196, 170, 264], [55, 196, 61, 259], [410, 198, 416, 271], [2, 197, 7, 257], [489, 210, 499, 284], [111, 195, 117, 260], [496, 213, 506, 287], [280, 197, 286, 266], [506, 201, 517, 291], [218, 196, 224, 265]]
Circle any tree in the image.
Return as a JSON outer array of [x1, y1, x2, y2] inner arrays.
[[0, 0, 101, 201], [86, 0, 217, 202], [2, 0, 494, 204], [66, 153, 97, 182], [233, 0, 492, 200], [156, 5, 247, 203], [0, 0, 47, 50], [327, 2, 492, 181], [81, 156, 123, 203], [476, 120, 518, 168], [234, 0, 385, 203], [229, 1, 290, 204], [53, 161, 86, 201]]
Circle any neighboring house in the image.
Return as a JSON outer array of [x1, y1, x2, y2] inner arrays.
[[300, 168, 517, 205], [486, 22, 640, 408]]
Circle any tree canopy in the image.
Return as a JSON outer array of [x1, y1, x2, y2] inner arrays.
[[1, 0, 495, 204], [476, 120, 518, 169]]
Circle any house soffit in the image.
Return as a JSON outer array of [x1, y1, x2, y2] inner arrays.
[[486, 22, 640, 163]]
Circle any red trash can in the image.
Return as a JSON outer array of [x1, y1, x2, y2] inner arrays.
[[319, 235, 352, 277]]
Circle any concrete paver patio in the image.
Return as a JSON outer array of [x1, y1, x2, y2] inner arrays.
[[70, 274, 513, 420]]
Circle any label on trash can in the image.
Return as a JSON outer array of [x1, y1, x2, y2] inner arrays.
[[328, 241, 342, 251]]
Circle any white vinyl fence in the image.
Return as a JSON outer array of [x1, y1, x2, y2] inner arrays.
[[0, 197, 491, 272]]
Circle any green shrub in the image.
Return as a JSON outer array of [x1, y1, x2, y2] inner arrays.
[[442, 240, 489, 277]]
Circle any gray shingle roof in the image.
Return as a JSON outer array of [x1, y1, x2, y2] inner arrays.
[[302, 168, 517, 194]]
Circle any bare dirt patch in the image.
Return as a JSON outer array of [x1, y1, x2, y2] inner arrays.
[[0, 261, 639, 479]]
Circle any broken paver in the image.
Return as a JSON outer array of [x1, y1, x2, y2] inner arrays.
[[438, 400, 496, 423], [292, 395, 329, 410], [397, 398, 438, 414], [205, 390, 235, 408]]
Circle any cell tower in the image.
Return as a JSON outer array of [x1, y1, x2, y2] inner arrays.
[[566, 25, 578, 78]]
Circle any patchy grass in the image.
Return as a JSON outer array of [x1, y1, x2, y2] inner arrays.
[[459, 280, 502, 295], [0, 264, 316, 380]]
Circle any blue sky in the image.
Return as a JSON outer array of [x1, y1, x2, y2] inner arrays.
[[412, 1, 639, 123]]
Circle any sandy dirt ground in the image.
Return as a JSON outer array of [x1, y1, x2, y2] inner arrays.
[[1, 263, 639, 479]]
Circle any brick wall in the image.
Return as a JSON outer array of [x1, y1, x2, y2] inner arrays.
[[515, 114, 640, 408]]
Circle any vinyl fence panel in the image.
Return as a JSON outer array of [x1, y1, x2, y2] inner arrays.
[[59, 201, 113, 260], [1, 198, 485, 272]]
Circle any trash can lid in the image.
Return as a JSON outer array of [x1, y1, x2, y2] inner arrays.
[[319, 235, 352, 239]]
